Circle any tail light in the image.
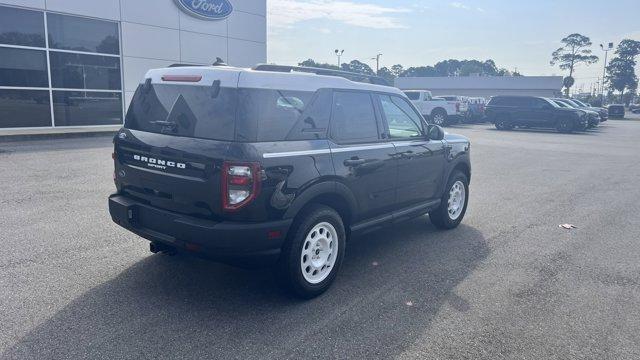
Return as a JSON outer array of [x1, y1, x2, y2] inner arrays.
[[222, 162, 261, 211]]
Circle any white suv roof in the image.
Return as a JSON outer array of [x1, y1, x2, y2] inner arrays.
[[144, 65, 403, 95]]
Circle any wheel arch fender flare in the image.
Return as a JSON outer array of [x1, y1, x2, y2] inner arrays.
[[447, 160, 471, 184], [282, 180, 358, 223]]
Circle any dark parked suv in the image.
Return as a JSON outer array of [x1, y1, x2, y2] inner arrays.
[[607, 104, 626, 119], [109, 65, 471, 298], [486, 95, 588, 133]]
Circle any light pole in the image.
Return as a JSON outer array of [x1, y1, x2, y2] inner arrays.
[[334, 49, 344, 68], [600, 42, 614, 103], [371, 53, 382, 73]]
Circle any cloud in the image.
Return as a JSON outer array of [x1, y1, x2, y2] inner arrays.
[[412, 3, 432, 13], [268, 0, 409, 29], [449, 2, 485, 12], [449, 2, 471, 10]]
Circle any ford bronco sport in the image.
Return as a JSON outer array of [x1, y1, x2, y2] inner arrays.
[[109, 64, 471, 298]]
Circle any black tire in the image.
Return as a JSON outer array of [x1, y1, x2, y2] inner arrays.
[[556, 118, 574, 133], [430, 171, 469, 229], [276, 204, 346, 299], [431, 109, 448, 126], [494, 115, 513, 130]]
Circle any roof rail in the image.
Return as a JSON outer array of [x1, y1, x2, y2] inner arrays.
[[169, 63, 204, 68], [252, 64, 390, 86]]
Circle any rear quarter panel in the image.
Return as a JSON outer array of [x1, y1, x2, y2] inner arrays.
[[244, 140, 335, 222]]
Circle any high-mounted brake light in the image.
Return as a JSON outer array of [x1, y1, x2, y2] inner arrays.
[[222, 162, 261, 211], [161, 75, 202, 82]]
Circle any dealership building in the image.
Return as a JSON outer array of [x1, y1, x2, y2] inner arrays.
[[395, 76, 564, 99], [0, 0, 266, 135]]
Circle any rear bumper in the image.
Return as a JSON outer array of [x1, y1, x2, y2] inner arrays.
[[109, 194, 292, 265]]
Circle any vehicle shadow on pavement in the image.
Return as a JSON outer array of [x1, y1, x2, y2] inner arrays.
[[486, 127, 604, 136], [2, 219, 488, 360]]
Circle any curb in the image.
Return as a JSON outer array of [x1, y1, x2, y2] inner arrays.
[[0, 131, 117, 143]]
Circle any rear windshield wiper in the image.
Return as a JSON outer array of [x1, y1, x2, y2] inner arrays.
[[150, 120, 177, 128]]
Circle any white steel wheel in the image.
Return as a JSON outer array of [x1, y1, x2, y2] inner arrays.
[[447, 180, 466, 220], [300, 222, 338, 284]]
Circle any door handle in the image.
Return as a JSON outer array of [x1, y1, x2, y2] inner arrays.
[[402, 150, 414, 158], [344, 158, 367, 166]]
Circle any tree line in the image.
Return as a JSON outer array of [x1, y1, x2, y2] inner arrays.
[[297, 58, 521, 84], [550, 33, 639, 102], [299, 33, 640, 104]]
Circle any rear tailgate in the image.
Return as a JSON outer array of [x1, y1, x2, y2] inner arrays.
[[115, 66, 241, 220]]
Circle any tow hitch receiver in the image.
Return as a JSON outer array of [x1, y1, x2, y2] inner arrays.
[[150, 242, 177, 255]]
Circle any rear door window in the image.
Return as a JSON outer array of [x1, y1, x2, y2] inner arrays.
[[235, 88, 331, 142], [330, 91, 380, 143], [529, 98, 549, 109], [510, 97, 530, 107]]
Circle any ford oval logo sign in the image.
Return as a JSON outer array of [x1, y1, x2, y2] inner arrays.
[[174, 0, 233, 20]]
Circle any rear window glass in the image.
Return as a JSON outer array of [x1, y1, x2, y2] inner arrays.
[[125, 84, 332, 142], [125, 83, 236, 141], [404, 92, 420, 100]]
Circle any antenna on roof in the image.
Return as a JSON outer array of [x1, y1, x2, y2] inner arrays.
[[212, 57, 228, 66]]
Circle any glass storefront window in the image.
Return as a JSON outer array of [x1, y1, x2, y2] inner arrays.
[[52, 91, 122, 126], [47, 13, 119, 55], [0, 89, 51, 128], [50, 52, 121, 90], [0, 6, 123, 129], [0, 47, 48, 87], [0, 6, 45, 47]]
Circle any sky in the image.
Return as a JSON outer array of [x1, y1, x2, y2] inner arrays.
[[267, 0, 640, 93]]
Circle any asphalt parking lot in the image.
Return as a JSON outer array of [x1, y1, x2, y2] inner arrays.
[[1, 117, 640, 359]]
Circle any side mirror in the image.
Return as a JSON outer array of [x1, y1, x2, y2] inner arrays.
[[427, 125, 445, 141]]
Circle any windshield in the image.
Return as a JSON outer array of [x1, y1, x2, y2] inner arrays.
[[563, 99, 581, 107], [572, 99, 588, 107], [542, 98, 561, 108]]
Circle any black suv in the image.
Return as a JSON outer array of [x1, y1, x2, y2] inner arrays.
[[486, 95, 588, 132], [607, 104, 625, 119], [109, 65, 471, 298]]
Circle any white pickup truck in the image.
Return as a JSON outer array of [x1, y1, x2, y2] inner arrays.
[[403, 90, 458, 126]]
